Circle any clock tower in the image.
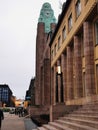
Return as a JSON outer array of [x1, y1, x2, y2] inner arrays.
[[38, 2, 56, 33], [35, 3, 56, 105]]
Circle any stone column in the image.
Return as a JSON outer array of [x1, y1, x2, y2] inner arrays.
[[83, 21, 96, 96], [61, 53, 67, 102], [74, 36, 83, 98], [67, 46, 73, 100]]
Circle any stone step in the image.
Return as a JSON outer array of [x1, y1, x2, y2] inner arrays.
[[73, 111, 98, 116], [61, 117, 98, 129], [82, 104, 98, 108], [35, 101, 98, 130], [86, 101, 98, 105], [69, 114, 98, 121], [49, 122, 73, 130], [79, 106, 98, 110], [43, 124, 58, 130], [37, 127, 47, 130], [55, 119, 98, 130]]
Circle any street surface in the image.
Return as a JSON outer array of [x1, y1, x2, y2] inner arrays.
[[1, 112, 37, 130]]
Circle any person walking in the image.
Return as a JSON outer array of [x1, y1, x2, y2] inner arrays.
[[0, 109, 4, 130]]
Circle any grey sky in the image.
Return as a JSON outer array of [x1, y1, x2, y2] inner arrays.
[[0, 0, 65, 99]]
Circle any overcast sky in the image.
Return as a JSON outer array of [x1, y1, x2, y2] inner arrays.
[[0, 0, 65, 99]]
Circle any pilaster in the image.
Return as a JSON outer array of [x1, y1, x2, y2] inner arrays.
[[83, 21, 96, 96], [61, 53, 67, 102], [74, 36, 83, 98], [67, 46, 74, 100]]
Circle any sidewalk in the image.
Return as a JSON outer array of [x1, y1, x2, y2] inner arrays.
[[1, 112, 37, 130]]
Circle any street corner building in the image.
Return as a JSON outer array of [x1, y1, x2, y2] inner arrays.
[[29, 0, 98, 129]]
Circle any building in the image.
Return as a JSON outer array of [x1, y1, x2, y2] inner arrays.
[[25, 78, 35, 106], [29, 1, 98, 129], [0, 84, 14, 107], [29, 2, 56, 117], [49, 0, 98, 121], [35, 2, 56, 106], [15, 99, 24, 107]]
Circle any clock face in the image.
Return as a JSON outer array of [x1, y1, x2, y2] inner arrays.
[[45, 11, 51, 17]]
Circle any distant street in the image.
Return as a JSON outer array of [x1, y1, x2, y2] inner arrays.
[[2, 112, 37, 130]]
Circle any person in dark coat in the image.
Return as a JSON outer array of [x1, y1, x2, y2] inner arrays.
[[0, 109, 4, 130]]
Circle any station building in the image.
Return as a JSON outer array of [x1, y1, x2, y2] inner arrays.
[[49, 0, 98, 120]]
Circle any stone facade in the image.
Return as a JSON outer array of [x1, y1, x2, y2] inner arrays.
[[30, 0, 98, 122], [50, 0, 98, 121]]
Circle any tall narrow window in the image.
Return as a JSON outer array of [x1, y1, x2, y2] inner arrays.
[[96, 64, 98, 92], [81, 34, 84, 56], [58, 36, 61, 49], [62, 26, 66, 42], [54, 44, 56, 55], [51, 50, 54, 60], [95, 21, 98, 45], [76, 0, 81, 18], [68, 13, 72, 31]]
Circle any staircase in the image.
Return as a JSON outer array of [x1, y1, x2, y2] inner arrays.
[[33, 101, 98, 130]]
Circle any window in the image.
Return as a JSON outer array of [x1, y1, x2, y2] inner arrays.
[[51, 50, 54, 60], [95, 21, 98, 45], [58, 36, 61, 49], [62, 26, 66, 41], [96, 65, 98, 92], [76, 0, 81, 18], [54, 44, 56, 55], [68, 13, 72, 31], [80, 34, 84, 56]]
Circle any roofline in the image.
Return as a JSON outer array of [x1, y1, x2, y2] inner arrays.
[[49, 0, 71, 47]]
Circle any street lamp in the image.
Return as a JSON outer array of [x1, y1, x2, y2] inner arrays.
[[56, 65, 64, 103], [57, 65, 61, 75]]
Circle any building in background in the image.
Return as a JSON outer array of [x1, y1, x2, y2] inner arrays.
[[25, 77, 35, 107], [15, 98, 24, 107], [0, 84, 15, 107]]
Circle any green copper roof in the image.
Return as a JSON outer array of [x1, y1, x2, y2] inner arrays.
[[38, 2, 56, 33]]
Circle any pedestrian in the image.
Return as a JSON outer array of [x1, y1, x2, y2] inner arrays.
[[0, 109, 4, 130]]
